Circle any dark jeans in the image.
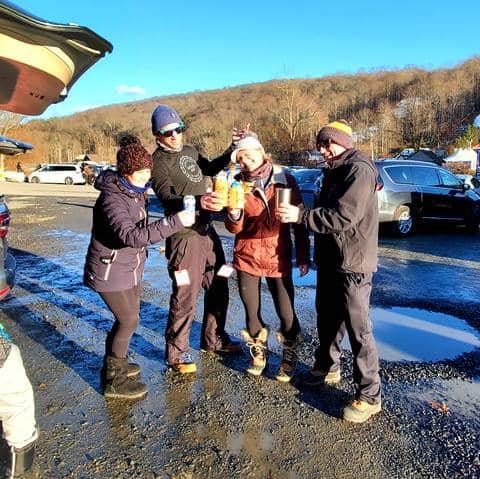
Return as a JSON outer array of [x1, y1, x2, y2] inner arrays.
[[237, 270, 300, 340], [315, 269, 381, 404], [99, 284, 141, 358], [165, 227, 230, 364]]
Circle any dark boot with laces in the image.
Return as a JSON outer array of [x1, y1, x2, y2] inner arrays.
[[275, 332, 301, 383]]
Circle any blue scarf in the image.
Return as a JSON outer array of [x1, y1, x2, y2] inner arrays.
[[119, 176, 152, 194]]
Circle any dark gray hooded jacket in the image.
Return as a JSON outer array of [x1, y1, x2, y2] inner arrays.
[[300, 149, 378, 273]]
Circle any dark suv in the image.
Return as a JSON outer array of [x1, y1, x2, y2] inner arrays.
[[290, 168, 324, 208], [376, 159, 480, 235]]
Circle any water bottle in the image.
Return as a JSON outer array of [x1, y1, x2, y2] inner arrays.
[[228, 180, 245, 209], [213, 171, 228, 207], [183, 195, 196, 225]]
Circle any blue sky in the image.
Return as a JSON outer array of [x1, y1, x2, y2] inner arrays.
[[16, 0, 480, 119]]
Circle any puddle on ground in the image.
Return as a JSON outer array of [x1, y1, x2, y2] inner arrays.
[[226, 429, 275, 456], [402, 376, 480, 417], [291, 270, 479, 362], [344, 307, 480, 362]]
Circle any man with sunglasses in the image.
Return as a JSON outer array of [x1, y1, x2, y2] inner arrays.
[[150, 104, 243, 374], [276, 120, 381, 423]]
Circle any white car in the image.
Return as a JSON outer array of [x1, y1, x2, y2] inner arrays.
[[28, 163, 85, 185]]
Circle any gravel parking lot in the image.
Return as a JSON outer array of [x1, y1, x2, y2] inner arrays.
[[0, 182, 479, 479]]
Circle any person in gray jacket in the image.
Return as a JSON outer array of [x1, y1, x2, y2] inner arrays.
[[277, 120, 381, 423]]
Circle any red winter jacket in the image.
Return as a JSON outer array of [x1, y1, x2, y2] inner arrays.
[[225, 165, 310, 277]]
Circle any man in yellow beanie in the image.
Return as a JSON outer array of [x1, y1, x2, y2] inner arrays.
[[277, 119, 381, 423]]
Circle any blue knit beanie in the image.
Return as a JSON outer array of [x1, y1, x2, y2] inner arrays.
[[151, 104, 182, 134]]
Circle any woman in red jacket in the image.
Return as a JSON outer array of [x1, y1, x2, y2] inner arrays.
[[225, 133, 310, 382]]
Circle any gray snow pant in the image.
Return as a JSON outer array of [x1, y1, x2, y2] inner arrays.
[[314, 269, 381, 404]]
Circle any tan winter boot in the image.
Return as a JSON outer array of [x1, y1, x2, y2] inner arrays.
[[241, 327, 269, 376], [275, 332, 301, 383]]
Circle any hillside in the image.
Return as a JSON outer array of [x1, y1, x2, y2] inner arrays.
[[8, 57, 480, 166]]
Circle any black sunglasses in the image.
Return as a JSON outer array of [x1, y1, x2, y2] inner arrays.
[[158, 123, 186, 137], [316, 139, 331, 149]]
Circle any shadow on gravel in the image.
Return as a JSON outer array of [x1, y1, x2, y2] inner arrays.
[[293, 381, 351, 419], [218, 350, 352, 419], [2, 288, 105, 393]]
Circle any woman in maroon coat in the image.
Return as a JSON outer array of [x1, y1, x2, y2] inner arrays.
[[84, 136, 193, 399], [225, 133, 310, 382]]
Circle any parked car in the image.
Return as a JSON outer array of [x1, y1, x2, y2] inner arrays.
[[290, 168, 324, 208], [28, 163, 86, 185], [0, 194, 16, 300], [376, 159, 480, 235], [0, 135, 34, 299], [455, 174, 480, 194]]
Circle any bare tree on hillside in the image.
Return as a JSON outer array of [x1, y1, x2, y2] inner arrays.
[[0, 112, 24, 136], [268, 83, 318, 160]]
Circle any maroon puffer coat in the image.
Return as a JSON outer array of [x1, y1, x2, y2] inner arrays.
[[225, 165, 310, 277]]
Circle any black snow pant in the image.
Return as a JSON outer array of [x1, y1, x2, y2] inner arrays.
[[237, 270, 301, 340], [99, 284, 141, 359], [164, 226, 230, 364], [314, 268, 381, 404]]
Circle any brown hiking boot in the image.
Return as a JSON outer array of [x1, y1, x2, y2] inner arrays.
[[104, 355, 147, 400], [241, 328, 268, 376], [169, 353, 197, 374], [343, 399, 382, 423], [127, 361, 140, 378], [275, 332, 301, 383]]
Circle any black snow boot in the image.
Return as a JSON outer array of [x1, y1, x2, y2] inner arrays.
[[9, 440, 36, 478], [101, 355, 140, 381], [104, 355, 147, 400], [104, 333, 140, 378]]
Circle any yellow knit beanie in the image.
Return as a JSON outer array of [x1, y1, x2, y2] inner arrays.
[[316, 120, 353, 149]]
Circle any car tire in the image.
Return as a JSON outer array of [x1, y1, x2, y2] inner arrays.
[[64, 177, 73, 185], [392, 205, 414, 236], [30, 176, 39, 184]]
